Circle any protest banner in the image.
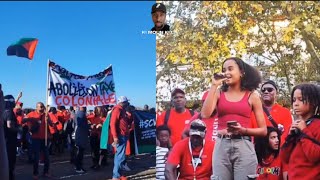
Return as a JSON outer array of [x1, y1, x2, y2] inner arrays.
[[133, 110, 156, 154], [47, 61, 116, 107]]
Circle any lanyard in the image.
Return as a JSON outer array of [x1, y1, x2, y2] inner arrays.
[[188, 139, 205, 180]]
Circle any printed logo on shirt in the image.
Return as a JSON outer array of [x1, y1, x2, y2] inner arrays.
[[212, 118, 219, 141], [257, 166, 280, 176]]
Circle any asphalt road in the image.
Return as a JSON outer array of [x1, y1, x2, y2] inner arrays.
[[14, 150, 156, 180]]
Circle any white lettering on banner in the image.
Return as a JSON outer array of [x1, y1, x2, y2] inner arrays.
[[139, 119, 156, 129], [141, 129, 156, 140], [47, 61, 116, 107]]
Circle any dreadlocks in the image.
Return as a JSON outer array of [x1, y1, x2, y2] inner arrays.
[[291, 83, 320, 115]]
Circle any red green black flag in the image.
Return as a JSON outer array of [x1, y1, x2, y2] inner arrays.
[[7, 38, 38, 60]]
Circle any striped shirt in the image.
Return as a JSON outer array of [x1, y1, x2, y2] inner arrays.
[[156, 146, 169, 180]]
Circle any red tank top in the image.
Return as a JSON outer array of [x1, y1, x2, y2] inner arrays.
[[217, 91, 252, 130]]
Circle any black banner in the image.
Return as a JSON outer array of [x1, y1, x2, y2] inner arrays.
[[133, 110, 156, 154]]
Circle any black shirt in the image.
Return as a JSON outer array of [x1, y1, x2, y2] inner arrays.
[[2, 109, 17, 141], [151, 24, 170, 34]]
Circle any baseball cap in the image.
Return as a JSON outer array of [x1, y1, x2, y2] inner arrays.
[[189, 119, 206, 138], [151, 3, 166, 14], [4, 95, 15, 102], [261, 80, 278, 91], [117, 96, 129, 103], [171, 88, 185, 97]]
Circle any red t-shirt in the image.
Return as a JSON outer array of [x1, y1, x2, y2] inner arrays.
[[167, 138, 214, 180], [57, 110, 70, 124], [49, 112, 63, 132], [257, 154, 284, 180], [281, 118, 320, 180], [156, 108, 196, 146], [250, 104, 292, 147], [27, 111, 51, 139], [88, 116, 105, 137], [13, 108, 24, 126], [184, 114, 218, 142], [110, 104, 132, 138]]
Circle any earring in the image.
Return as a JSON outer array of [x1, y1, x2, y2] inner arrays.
[[315, 106, 319, 115]]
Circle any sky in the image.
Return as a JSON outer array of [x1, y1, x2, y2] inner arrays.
[[0, 1, 156, 109]]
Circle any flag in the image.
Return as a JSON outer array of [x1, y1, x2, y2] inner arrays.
[[7, 38, 38, 60], [100, 110, 112, 150]]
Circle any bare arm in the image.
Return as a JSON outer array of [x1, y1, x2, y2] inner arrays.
[[165, 163, 178, 180], [201, 86, 220, 118], [201, 75, 226, 118], [15, 92, 22, 105]]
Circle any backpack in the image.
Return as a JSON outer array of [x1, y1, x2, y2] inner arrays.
[[164, 109, 195, 125]]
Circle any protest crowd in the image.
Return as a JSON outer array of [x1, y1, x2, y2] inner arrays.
[[156, 57, 320, 180], [0, 86, 156, 180]]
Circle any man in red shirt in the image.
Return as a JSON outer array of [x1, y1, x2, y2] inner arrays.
[[26, 102, 53, 179], [157, 88, 196, 147], [250, 80, 292, 177], [250, 80, 292, 146], [166, 119, 214, 180], [110, 96, 131, 180]]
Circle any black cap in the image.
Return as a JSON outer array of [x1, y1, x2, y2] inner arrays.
[[4, 95, 15, 102], [171, 88, 185, 97], [151, 3, 166, 14], [261, 80, 278, 91]]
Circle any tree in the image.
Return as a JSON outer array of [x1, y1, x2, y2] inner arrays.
[[157, 1, 320, 103]]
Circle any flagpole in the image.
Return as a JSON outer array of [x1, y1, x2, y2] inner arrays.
[[45, 59, 50, 146]]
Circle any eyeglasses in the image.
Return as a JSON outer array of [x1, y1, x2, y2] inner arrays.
[[261, 88, 274, 93]]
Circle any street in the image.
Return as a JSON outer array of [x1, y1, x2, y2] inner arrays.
[[14, 150, 156, 180]]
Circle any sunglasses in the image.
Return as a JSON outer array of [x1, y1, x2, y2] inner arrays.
[[261, 87, 274, 93]]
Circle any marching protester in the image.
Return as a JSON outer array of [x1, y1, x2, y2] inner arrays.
[[156, 125, 171, 180], [69, 106, 77, 164], [66, 106, 76, 151], [201, 57, 267, 180], [25, 102, 53, 179], [3, 95, 18, 180], [87, 106, 107, 170], [57, 106, 70, 153], [0, 84, 9, 180], [281, 83, 320, 179], [14, 102, 25, 156], [110, 96, 131, 180], [74, 106, 89, 173], [157, 88, 196, 147], [255, 126, 286, 180], [48, 107, 63, 155], [165, 119, 214, 180], [125, 105, 136, 164]]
